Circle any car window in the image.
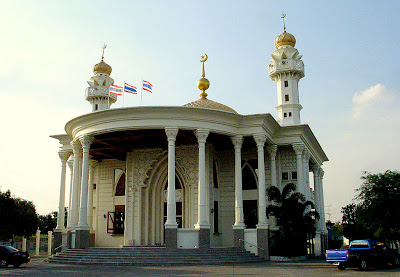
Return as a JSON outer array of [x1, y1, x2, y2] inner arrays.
[[350, 242, 370, 249], [5, 246, 18, 252]]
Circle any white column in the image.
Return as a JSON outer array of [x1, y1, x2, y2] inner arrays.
[[56, 151, 71, 230], [303, 150, 311, 200], [165, 127, 179, 228], [67, 155, 74, 228], [195, 129, 210, 228], [231, 135, 245, 227], [77, 135, 94, 229], [319, 168, 326, 232], [87, 160, 96, 231], [70, 140, 82, 228], [312, 165, 323, 231], [254, 134, 268, 227], [292, 143, 304, 193]]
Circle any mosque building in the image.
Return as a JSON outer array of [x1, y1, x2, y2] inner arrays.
[[51, 21, 328, 259]]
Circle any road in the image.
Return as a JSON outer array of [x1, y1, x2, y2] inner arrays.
[[1, 258, 400, 276]]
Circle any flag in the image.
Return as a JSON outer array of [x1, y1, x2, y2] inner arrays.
[[109, 84, 123, 95], [124, 83, 137, 94], [142, 80, 153, 93]]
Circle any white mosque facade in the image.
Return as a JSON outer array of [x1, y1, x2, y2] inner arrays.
[[51, 27, 328, 259]]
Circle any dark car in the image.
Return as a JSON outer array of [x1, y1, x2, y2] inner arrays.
[[0, 245, 30, 268]]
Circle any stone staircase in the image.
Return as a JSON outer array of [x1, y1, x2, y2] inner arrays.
[[47, 247, 264, 266]]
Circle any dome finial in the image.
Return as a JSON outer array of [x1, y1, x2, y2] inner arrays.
[[197, 54, 210, 99], [281, 13, 286, 32], [101, 44, 107, 61]]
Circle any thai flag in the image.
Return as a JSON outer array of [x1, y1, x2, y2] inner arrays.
[[109, 84, 123, 95], [124, 83, 137, 94], [142, 80, 153, 93]]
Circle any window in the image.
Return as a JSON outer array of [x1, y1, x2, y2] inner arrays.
[[284, 81, 288, 87], [115, 171, 126, 196], [95, 104, 98, 110], [285, 95, 289, 102], [291, 172, 297, 180], [107, 205, 125, 234], [213, 160, 219, 188], [213, 201, 219, 234], [282, 172, 289, 180], [284, 113, 287, 118], [289, 112, 292, 117], [242, 159, 258, 190]]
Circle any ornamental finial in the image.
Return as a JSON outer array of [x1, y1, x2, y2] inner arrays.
[[197, 54, 210, 99], [281, 13, 286, 32], [101, 44, 107, 61]]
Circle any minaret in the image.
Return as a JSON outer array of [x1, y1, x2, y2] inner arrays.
[[268, 14, 304, 126], [85, 45, 117, 112]]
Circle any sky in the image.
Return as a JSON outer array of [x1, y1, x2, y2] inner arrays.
[[0, 1, 399, 222]]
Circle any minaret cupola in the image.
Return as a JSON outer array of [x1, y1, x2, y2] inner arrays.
[[85, 45, 117, 112], [269, 14, 304, 126]]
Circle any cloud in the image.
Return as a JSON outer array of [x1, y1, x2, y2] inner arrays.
[[352, 83, 394, 120]]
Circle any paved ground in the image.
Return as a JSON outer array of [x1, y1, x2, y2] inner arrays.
[[1, 257, 400, 276]]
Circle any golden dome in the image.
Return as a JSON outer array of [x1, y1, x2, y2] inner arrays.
[[183, 98, 237, 113], [93, 60, 112, 75], [275, 31, 296, 49]]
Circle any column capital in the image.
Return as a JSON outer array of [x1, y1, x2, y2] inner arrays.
[[58, 150, 71, 162], [311, 164, 320, 174], [70, 140, 81, 153], [195, 129, 209, 143], [266, 144, 278, 157], [165, 127, 179, 141], [318, 168, 325, 178], [253, 133, 267, 147], [303, 149, 311, 161], [292, 143, 305, 155], [231, 135, 243, 149], [78, 135, 94, 149]]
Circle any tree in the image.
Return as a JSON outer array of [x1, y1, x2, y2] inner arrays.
[[38, 211, 58, 233], [356, 170, 400, 246], [0, 190, 38, 240], [267, 183, 319, 257]]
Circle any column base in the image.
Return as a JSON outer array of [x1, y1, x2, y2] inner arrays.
[[257, 227, 269, 260], [198, 228, 210, 249], [53, 229, 64, 253], [233, 227, 245, 249], [165, 228, 177, 249], [67, 230, 73, 249], [75, 229, 90, 249]]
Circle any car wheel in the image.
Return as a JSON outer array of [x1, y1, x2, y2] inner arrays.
[[13, 263, 21, 268], [393, 257, 400, 267], [0, 259, 8, 268], [338, 263, 346, 270], [359, 259, 368, 271]]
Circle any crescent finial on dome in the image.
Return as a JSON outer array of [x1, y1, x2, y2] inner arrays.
[[93, 44, 112, 75]]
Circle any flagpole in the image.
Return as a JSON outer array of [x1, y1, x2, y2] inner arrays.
[[108, 87, 110, 109], [140, 78, 143, 106], [123, 82, 125, 108]]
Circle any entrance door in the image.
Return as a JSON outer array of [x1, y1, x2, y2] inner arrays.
[[243, 200, 258, 228]]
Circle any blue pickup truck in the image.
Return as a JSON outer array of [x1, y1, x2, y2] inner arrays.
[[326, 240, 400, 270]]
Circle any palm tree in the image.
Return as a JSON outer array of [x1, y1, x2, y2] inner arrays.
[[267, 183, 319, 257]]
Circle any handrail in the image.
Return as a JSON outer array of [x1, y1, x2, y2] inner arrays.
[[54, 243, 67, 252], [238, 238, 265, 251]]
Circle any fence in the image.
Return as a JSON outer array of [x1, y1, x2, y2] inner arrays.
[[0, 230, 53, 256]]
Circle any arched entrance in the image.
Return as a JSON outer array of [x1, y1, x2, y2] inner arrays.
[[147, 156, 190, 246]]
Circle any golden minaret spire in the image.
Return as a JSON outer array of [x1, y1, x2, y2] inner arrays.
[[101, 44, 107, 61], [281, 13, 286, 32], [197, 54, 210, 99]]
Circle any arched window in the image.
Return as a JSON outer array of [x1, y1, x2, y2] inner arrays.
[[242, 159, 258, 190], [115, 172, 126, 196]]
